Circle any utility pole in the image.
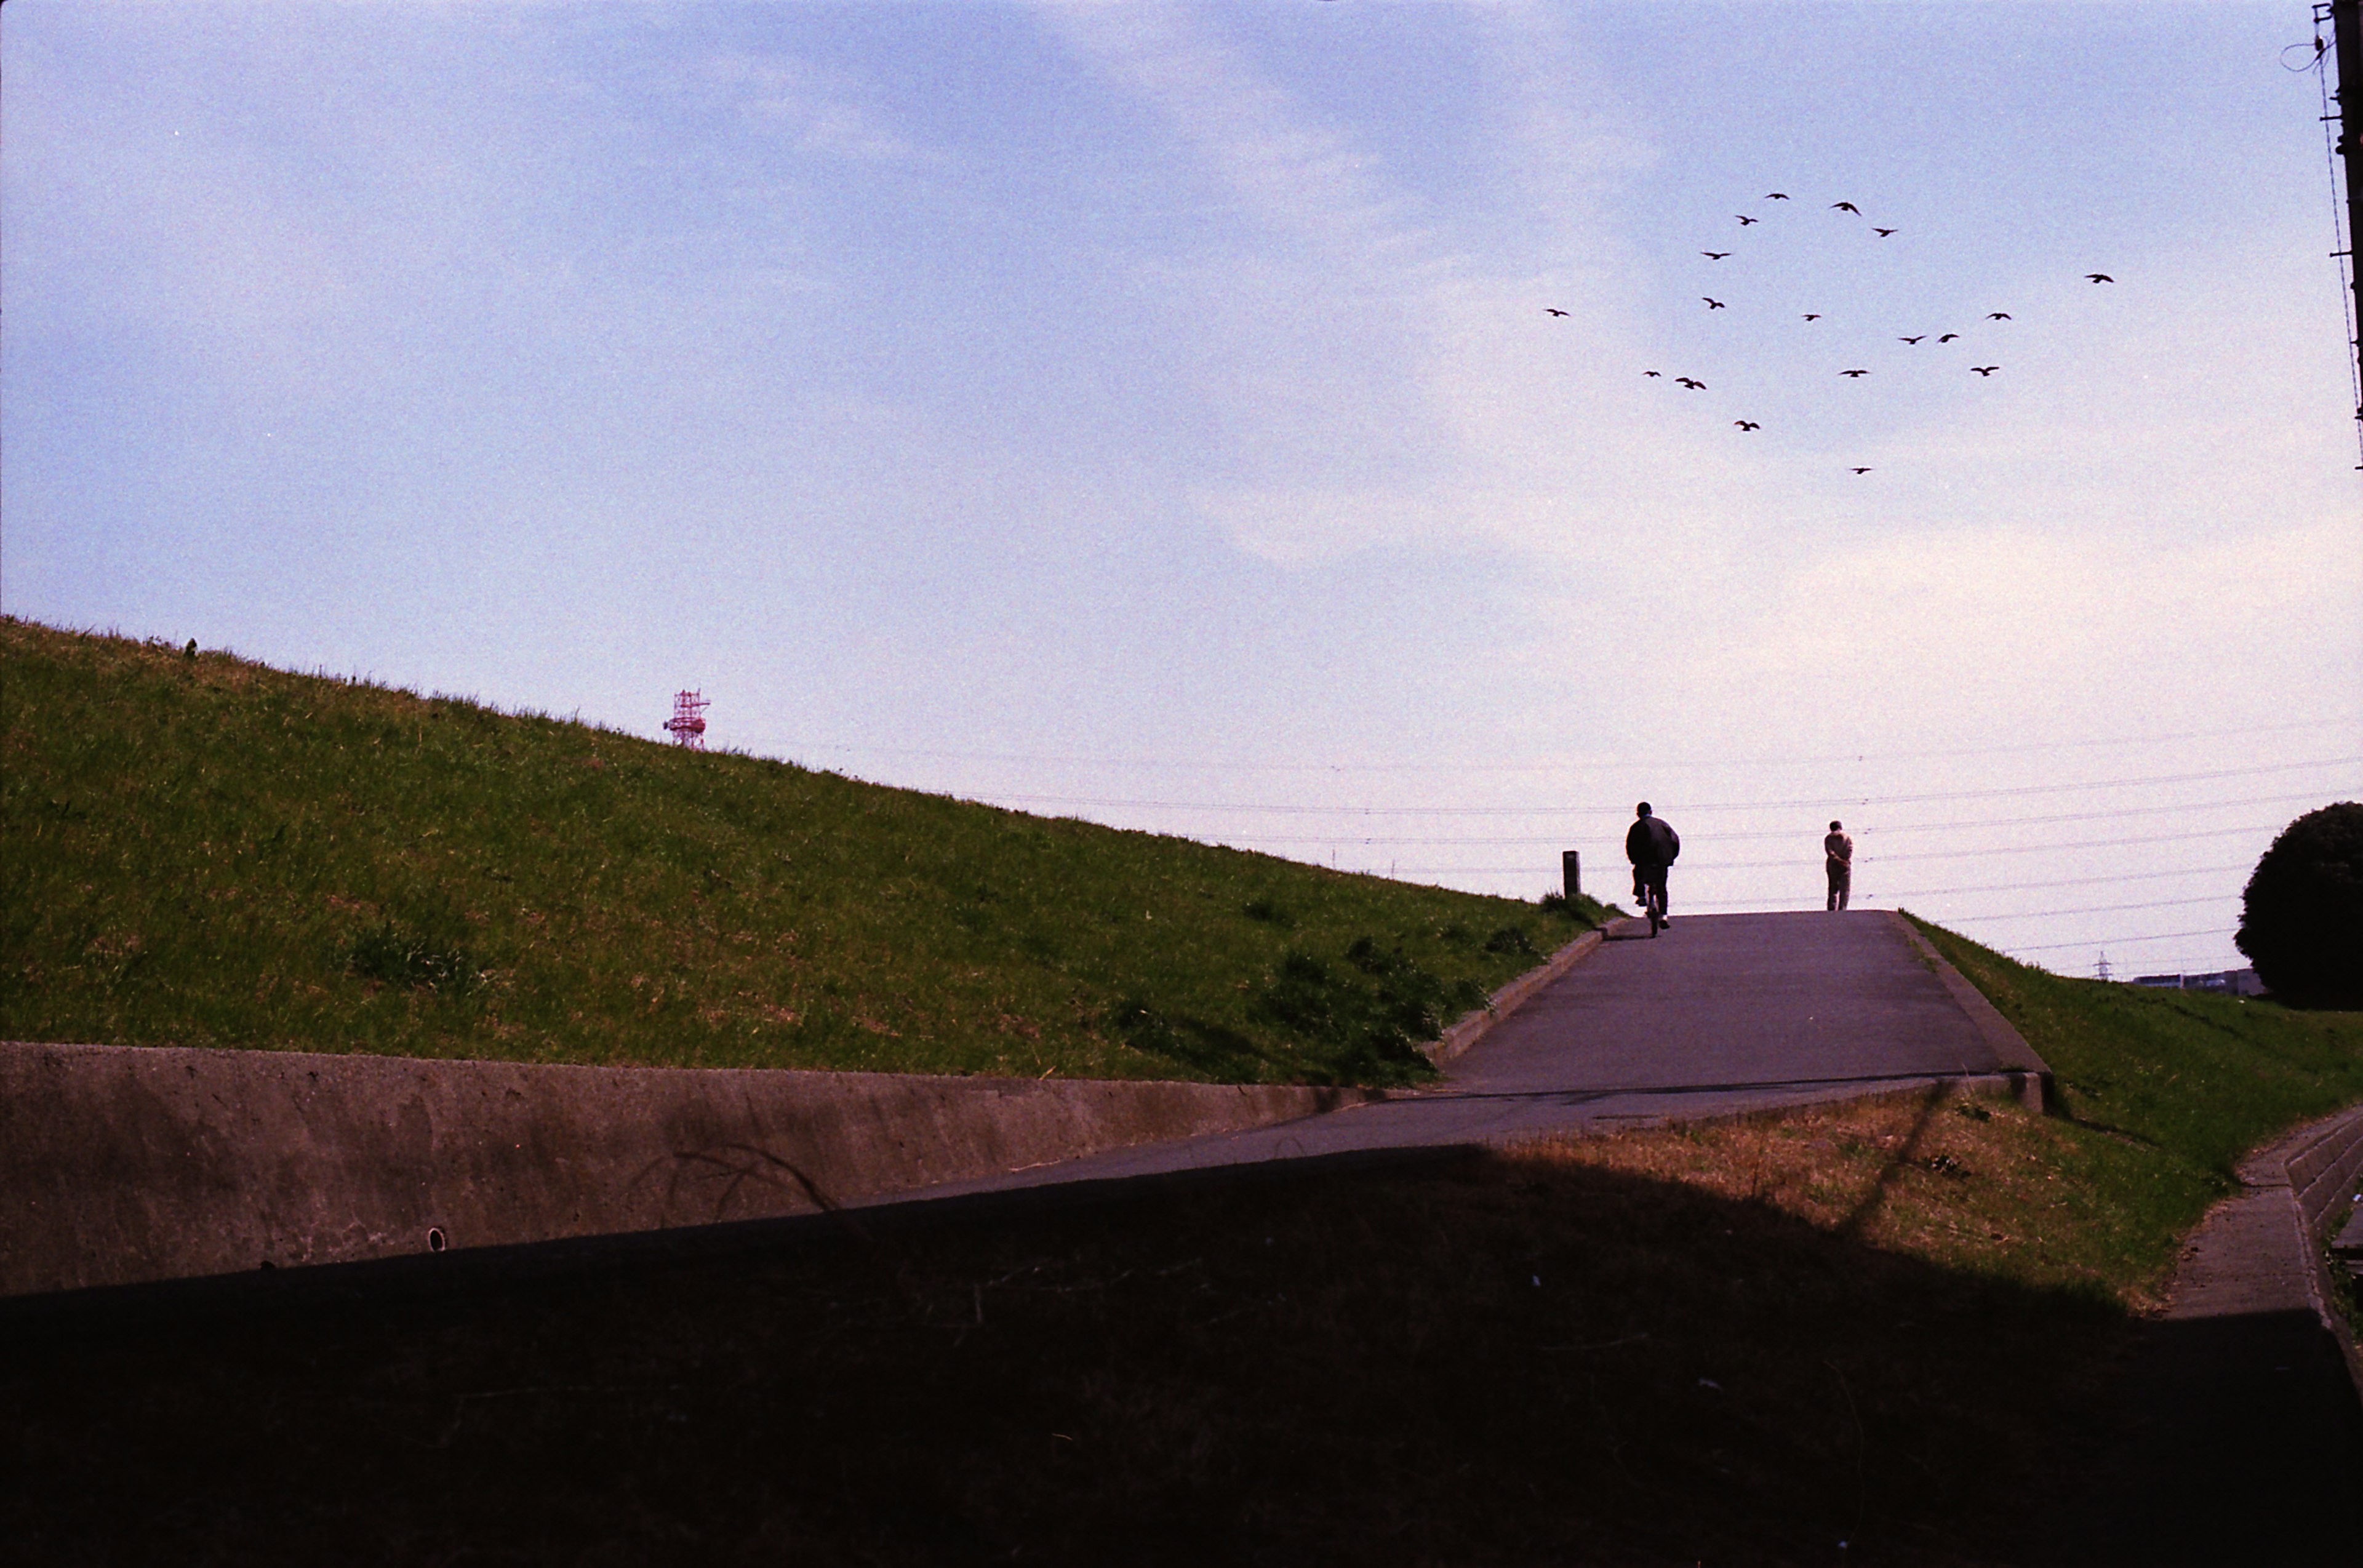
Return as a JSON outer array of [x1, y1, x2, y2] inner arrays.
[[2334, 2, 2363, 412]]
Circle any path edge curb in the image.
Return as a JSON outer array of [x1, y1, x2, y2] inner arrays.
[[1890, 912, 2053, 1111], [1423, 927, 1605, 1068]]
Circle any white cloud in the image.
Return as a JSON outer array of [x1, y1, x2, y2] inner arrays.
[[696, 52, 923, 164]]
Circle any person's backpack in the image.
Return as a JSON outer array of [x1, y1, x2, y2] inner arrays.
[[1647, 818, 1681, 864]]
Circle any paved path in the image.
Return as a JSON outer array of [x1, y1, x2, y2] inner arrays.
[[2033, 1109, 2363, 1566], [914, 910, 2045, 1204]]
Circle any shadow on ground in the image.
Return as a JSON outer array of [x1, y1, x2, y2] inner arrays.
[[2030, 1308, 2363, 1568], [0, 1147, 2351, 1566]]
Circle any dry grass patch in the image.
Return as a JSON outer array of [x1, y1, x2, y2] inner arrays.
[[1530, 1087, 2156, 1309]]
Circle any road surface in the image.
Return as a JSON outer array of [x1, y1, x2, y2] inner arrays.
[[921, 908, 2047, 1202]]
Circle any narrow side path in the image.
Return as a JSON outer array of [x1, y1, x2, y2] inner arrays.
[[2034, 1107, 2363, 1567]]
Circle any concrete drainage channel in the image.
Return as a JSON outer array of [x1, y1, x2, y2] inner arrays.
[[0, 929, 1608, 1304]]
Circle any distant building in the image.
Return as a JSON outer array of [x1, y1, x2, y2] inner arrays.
[[2130, 969, 2266, 997]]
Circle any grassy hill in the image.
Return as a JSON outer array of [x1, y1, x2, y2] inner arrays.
[[0, 618, 1599, 1085]]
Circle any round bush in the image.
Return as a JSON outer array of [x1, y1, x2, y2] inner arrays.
[[2234, 802, 2363, 1009]]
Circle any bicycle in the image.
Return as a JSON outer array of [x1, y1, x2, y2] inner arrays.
[[1633, 871, 1668, 937]]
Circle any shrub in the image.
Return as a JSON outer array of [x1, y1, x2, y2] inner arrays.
[[1482, 926, 1538, 959], [346, 891, 481, 995], [1248, 938, 1485, 1086], [348, 920, 479, 994], [2235, 802, 2363, 1009]]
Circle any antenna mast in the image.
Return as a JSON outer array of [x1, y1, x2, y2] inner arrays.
[[665, 690, 710, 750]]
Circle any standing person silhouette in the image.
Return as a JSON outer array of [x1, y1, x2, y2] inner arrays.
[[1824, 820, 1853, 911], [1625, 802, 1681, 927]]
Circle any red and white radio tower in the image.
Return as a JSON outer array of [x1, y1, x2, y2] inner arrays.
[[664, 690, 710, 750]]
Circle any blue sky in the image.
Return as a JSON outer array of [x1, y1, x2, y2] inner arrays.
[[6, 1, 2359, 975]]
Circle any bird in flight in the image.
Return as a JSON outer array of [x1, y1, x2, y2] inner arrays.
[[2086, 273, 2114, 283], [1703, 298, 1726, 309], [1832, 201, 1860, 214], [1850, 466, 1873, 475], [1546, 308, 1569, 316], [1986, 312, 2012, 321], [1898, 335, 1925, 345], [1702, 251, 1731, 260], [1971, 366, 1999, 377], [1874, 227, 1897, 237], [1676, 377, 1706, 390], [1840, 369, 1869, 377], [1938, 333, 1959, 343], [1765, 192, 1790, 200], [1737, 215, 1758, 225], [1801, 313, 1822, 321], [1734, 420, 1761, 431], [1643, 370, 1663, 377]]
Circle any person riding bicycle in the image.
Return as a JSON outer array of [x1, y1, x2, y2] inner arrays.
[[1625, 802, 1681, 926]]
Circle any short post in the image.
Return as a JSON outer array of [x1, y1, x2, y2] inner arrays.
[[1561, 850, 1581, 902]]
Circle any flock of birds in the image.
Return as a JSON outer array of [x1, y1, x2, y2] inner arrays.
[[1548, 193, 2117, 476]]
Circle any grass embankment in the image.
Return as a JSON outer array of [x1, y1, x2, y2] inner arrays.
[[1903, 915, 2363, 1302], [9, 930, 2360, 1563], [0, 618, 1601, 1085]]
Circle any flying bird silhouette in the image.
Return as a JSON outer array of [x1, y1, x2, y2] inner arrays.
[[1545, 308, 1569, 316], [1987, 312, 2012, 321], [1734, 420, 1761, 431], [1644, 370, 1663, 377], [2086, 273, 2114, 283], [1736, 215, 1758, 225], [1676, 377, 1706, 390], [1702, 251, 1731, 260], [1938, 334, 1960, 343], [1850, 467, 1873, 475], [1839, 369, 1869, 377], [1874, 228, 1897, 237], [1898, 335, 1925, 345], [1801, 313, 1822, 321], [1832, 201, 1860, 214], [1971, 366, 1999, 377], [1703, 298, 1726, 309], [1765, 193, 1790, 200]]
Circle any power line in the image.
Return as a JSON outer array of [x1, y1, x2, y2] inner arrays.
[[1852, 823, 2284, 862], [1938, 894, 2231, 924], [964, 757, 2356, 818], [1881, 863, 2250, 897], [1308, 821, 2291, 877], [1675, 865, 2254, 904], [1217, 790, 2330, 847], [2004, 926, 2235, 954], [737, 714, 2353, 774]]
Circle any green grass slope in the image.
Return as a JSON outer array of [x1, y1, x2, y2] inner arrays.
[[1909, 912, 2363, 1297], [1, 618, 1599, 1084]]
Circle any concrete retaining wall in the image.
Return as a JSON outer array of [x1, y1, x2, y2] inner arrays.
[[0, 1042, 1378, 1300], [2280, 1105, 2363, 1245]]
